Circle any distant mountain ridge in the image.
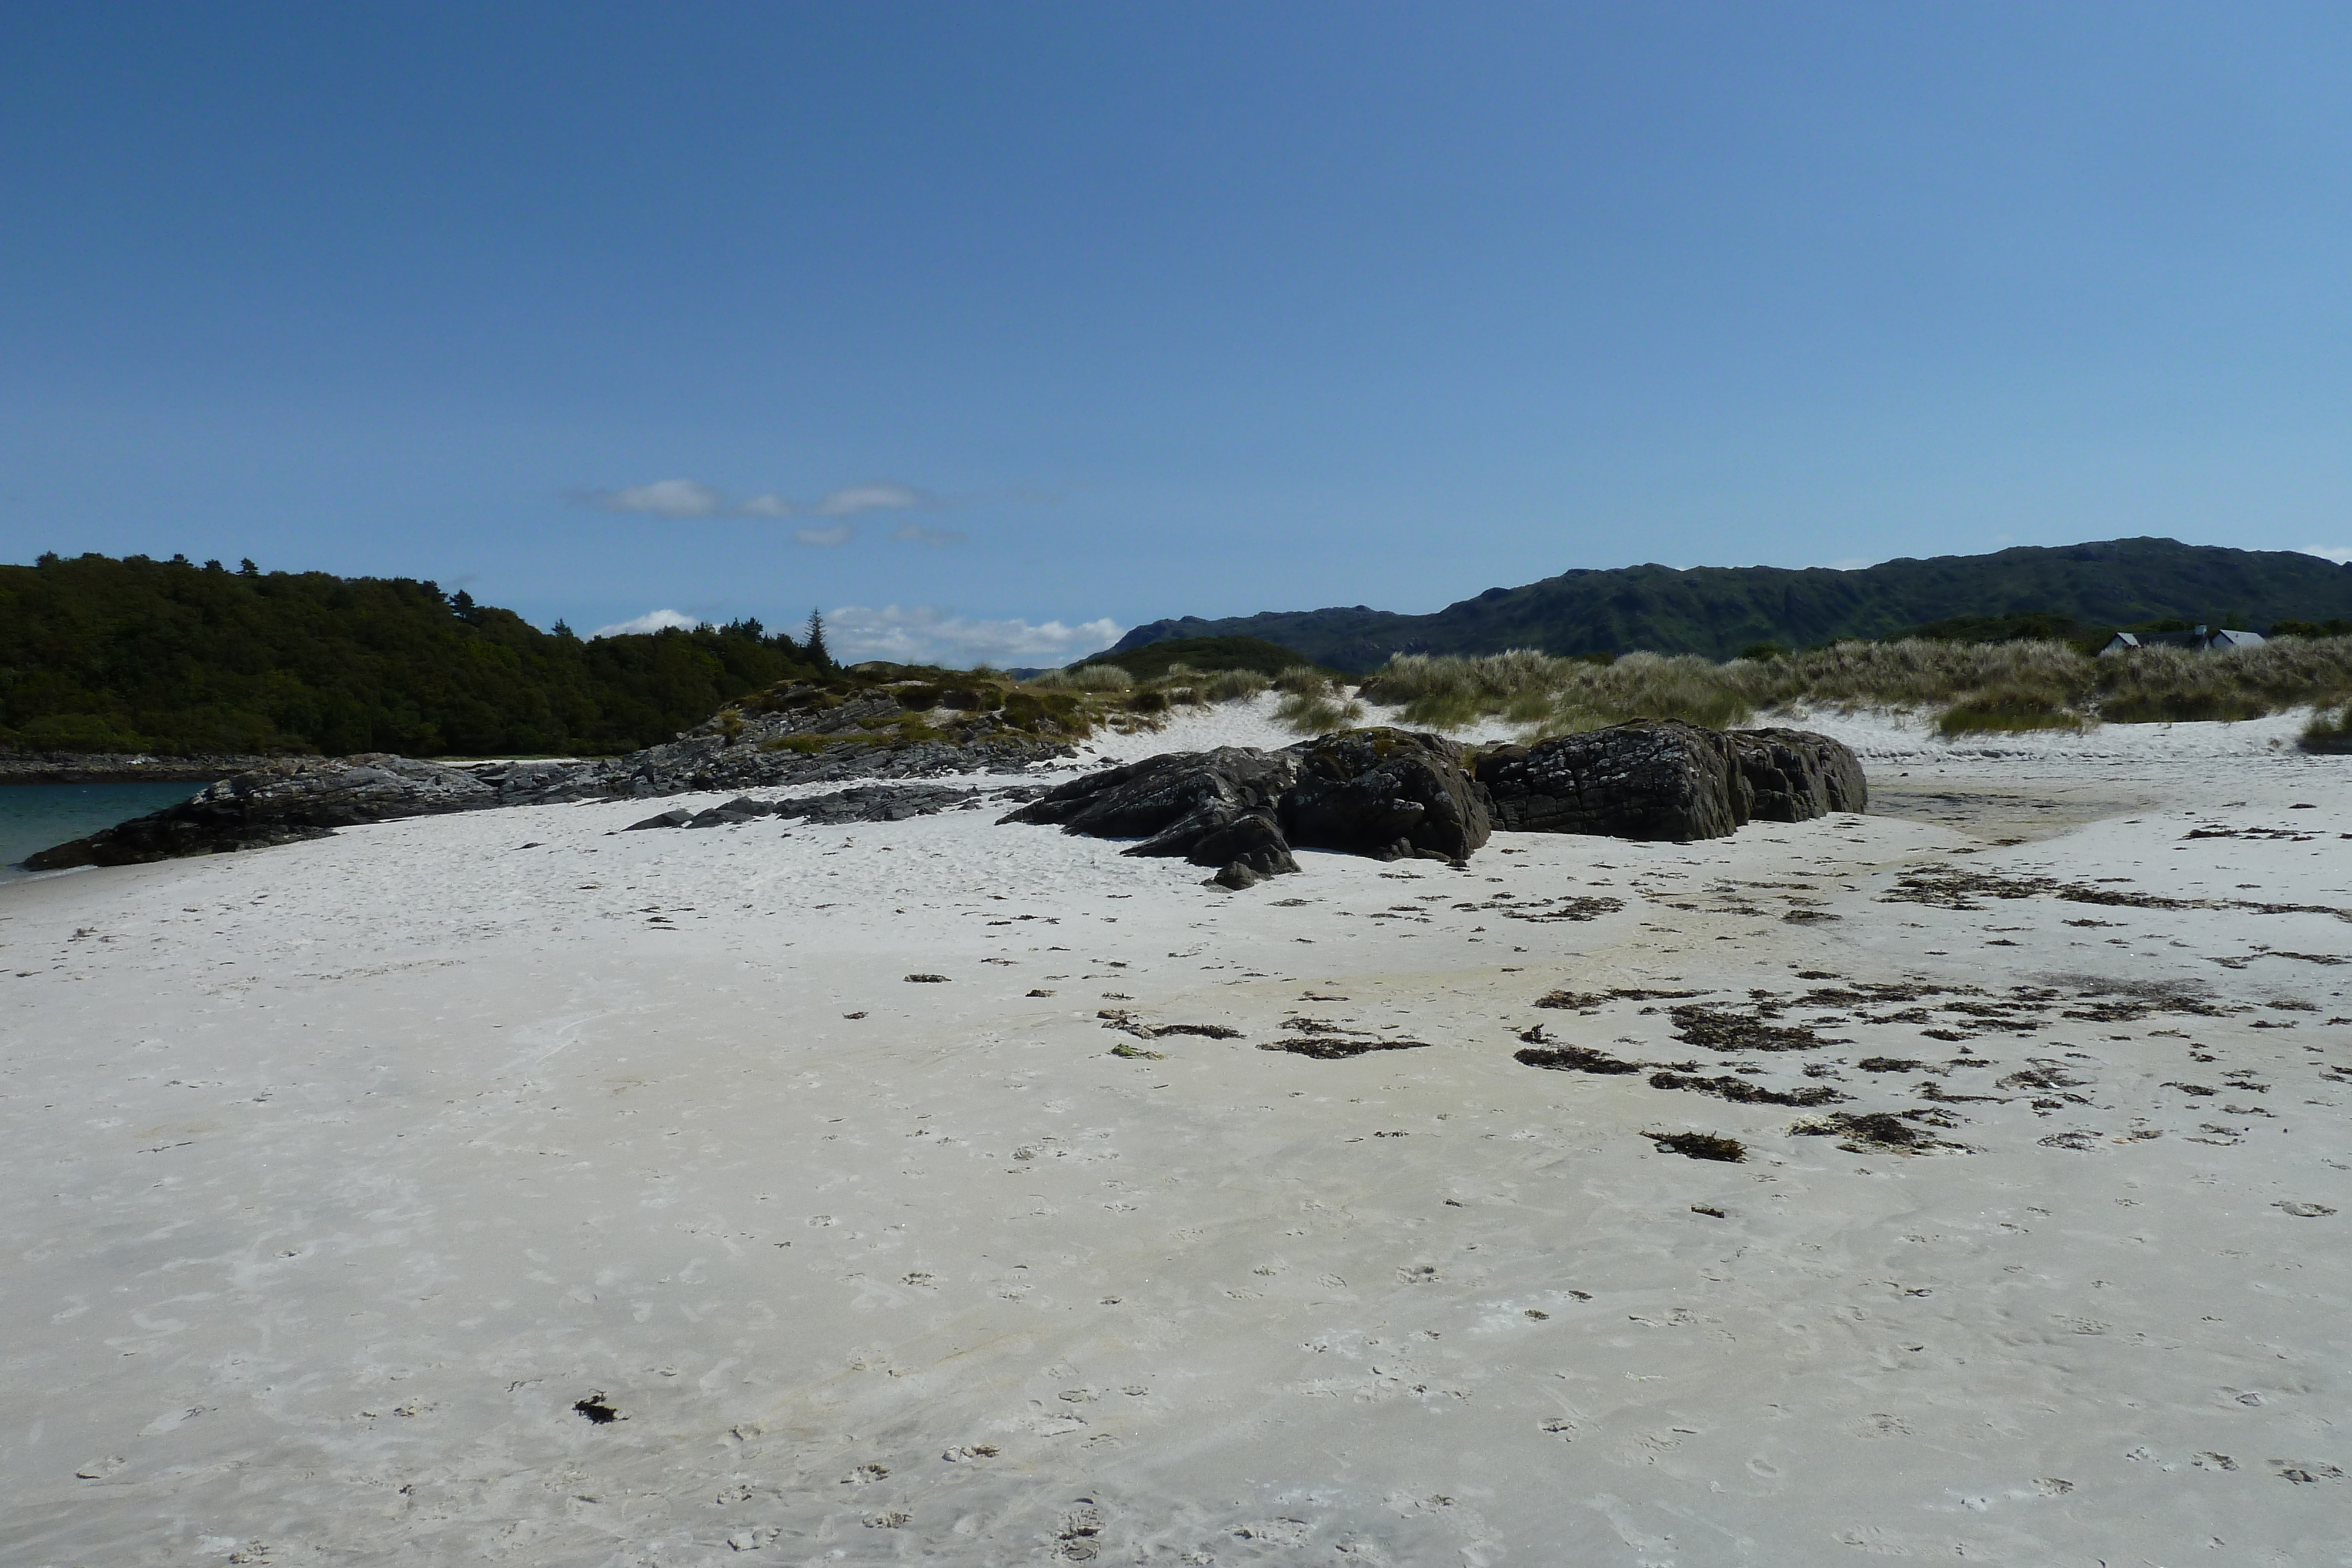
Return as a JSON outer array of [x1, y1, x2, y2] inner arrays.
[[1110, 538, 2352, 672]]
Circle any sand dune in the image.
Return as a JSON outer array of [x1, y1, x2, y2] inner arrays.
[[3, 699, 2347, 1565]]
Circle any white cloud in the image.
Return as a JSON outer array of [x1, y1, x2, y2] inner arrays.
[[824, 605, 1124, 668], [794, 523, 856, 547], [574, 477, 1050, 525], [581, 479, 727, 517], [893, 523, 965, 547], [589, 607, 703, 638], [816, 482, 937, 516], [2298, 543, 2352, 564]]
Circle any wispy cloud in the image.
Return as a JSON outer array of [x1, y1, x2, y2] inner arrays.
[[824, 605, 1122, 668], [589, 607, 702, 638], [817, 483, 938, 516], [572, 477, 1043, 527], [793, 523, 856, 547], [740, 484, 938, 518], [2298, 543, 2352, 564], [577, 479, 727, 517], [893, 523, 965, 547]]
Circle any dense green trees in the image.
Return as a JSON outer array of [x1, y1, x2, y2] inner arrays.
[[0, 553, 821, 756]]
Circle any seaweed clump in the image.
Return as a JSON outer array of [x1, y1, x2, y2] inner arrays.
[[1792, 1110, 1968, 1154], [1643, 1130, 1747, 1162], [1648, 1070, 1844, 1107], [1535, 987, 1705, 1011], [1515, 1044, 1646, 1074], [1669, 1004, 1843, 1053], [1259, 1037, 1434, 1060]]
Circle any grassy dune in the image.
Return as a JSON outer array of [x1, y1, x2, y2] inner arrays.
[[1353, 638, 2352, 748]]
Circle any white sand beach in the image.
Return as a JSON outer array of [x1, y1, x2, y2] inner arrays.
[[4, 699, 2348, 1566]]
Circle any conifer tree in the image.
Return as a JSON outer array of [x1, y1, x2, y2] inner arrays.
[[804, 609, 834, 671]]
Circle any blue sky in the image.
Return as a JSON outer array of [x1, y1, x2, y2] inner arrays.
[[5, 3, 2350, 664]]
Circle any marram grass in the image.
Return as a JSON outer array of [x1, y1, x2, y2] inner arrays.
[[1351, 637, 2352, 737]]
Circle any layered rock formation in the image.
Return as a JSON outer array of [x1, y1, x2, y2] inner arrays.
[[1475, 719, 1868, 842], [1003, 719, 1865, 885], [1730, 727, 1870, 822]]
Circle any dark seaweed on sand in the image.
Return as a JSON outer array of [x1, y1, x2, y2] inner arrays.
[[1648, 1070, 1845, 1107], [1643, 1131, 1746, 1162], [1515, 1044, 1646, 1074], [1261, 1038, 1435, 1060], [1535, 987, 1706, 1011], [1792, 1110, 1968, 1154], [1669, 1004, 1845, 1053]]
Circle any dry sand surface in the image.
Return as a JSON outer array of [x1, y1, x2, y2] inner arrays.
[[4, 698, 2350, 1566]]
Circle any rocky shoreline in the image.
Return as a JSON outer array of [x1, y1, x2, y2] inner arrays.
[[0, 751, 288, 785], [20, 676, 1083, 870], [18, 663, 1866, 879]]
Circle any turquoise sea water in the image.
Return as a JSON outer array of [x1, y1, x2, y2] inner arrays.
[[0, 782, 210, 881]]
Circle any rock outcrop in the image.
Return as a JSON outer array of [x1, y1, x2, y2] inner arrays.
[[1473, 720, 1864, 841], [1728, 727, 1869, 821], [626, 783, 1045, 831], [1281, 727, 1491, 861], [999, 748, 1302, 877], [1005, 720, 1865, 882], [24, 755, 496, 869], [1474, 720, 1750, 841]]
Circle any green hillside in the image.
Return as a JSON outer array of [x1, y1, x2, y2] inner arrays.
[[0, 552, 823, 757], [1111, 538, 2352, 672]]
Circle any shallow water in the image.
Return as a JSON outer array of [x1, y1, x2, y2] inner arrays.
[[0, 781, 209, 880]]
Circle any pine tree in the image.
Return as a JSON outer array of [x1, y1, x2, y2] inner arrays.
[[804, 609, 833, 671]]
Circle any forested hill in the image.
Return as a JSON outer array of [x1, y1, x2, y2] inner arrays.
[[1113, 538, 2352, 671], [0, 552, 824, 757]]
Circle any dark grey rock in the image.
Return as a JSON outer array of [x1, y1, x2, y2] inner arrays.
[[1280, 727, 1491, 861], [777, 784, 1020, 825], [24, 754, 496, 869], [625, 783, 1048, 830], [1002, 720, 1867, 885], [1474, 720, 1748, 841], [1475, 720, 1864, 841], [1183, 810, 1299, 877], [1728, 728, 1868, 820], [1001, 747, 1302, 871], [1210, 861, 1264, 890]]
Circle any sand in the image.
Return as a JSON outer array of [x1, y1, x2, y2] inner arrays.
[[3, 697, 2348, 1566]]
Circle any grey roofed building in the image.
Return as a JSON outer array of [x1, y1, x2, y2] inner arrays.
[[2100, 626, 2266, 654]]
